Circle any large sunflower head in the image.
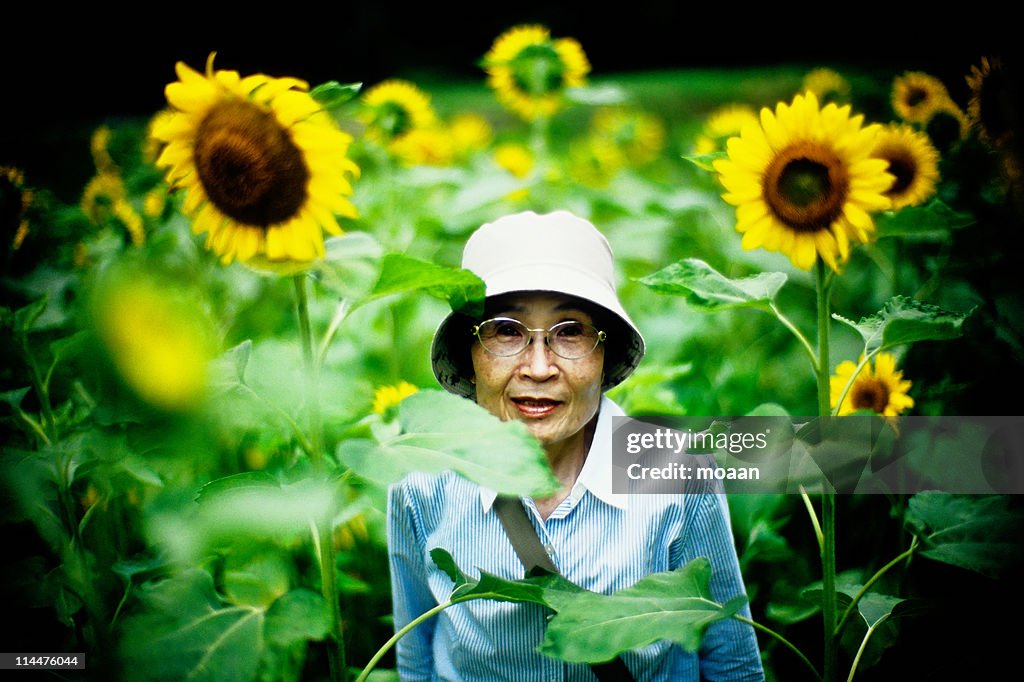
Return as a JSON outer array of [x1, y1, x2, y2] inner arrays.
[[871, 123, 941, 210], [830, 352, 914, 417], [891, 71, 952, 125], [482, 24, 590, 121], [149, 53, 360, 267], [359, 79, 439, 145], [712, 91, 894, 271]]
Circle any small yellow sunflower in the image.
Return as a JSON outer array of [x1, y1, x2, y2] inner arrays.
[[494, 142, 535, 178], [388, 126, 455, 167], [871, 124, 941, 209], [830, 352, 914, 417], [448, 112, 494, 158], [2, 166, 32, 251], [150, 53, 360, 266], [692, 104, 760, 155], [567, 135, 627, 187], [591, 107, 666, 166], [802, 68, 851, 106], [360, 79, 439, 145], [372, 380, 420, 416], [891, 71, 952, 124], [483, 24, 590, 121], [712, 91, 894, 271]]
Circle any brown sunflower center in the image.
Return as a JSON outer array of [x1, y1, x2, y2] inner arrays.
[[851, 378, 890, 414], [194, 99, 309, 227], [906, 87, 929, 108], [880, 149, 916, 196], [763, 142, 849, 233]]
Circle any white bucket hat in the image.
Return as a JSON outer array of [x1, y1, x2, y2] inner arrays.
[[431, 210, 645, 398]]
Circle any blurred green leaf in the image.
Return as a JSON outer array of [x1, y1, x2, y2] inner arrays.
[[264, 588, 331, 647], [12, 295, 48, 333], [833, 296, 970, 353], [310, 81, 363, 109], [875, 200, 975, 240], [682, 152, 726, 172], [539, 558, 746, 661], [316, 231, 385, 301], [904, 492, 1024, 578], [367, 254, 485, 316], [638, 258, 787, 311], [119, 568, 263, 682], [222, 548, 294, 609], [193, 474, 337, 543], [0, 387, 31, 411], [338, 389, 558, 497]]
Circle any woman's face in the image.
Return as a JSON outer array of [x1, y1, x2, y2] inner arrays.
[[470, 292, 605, 451]]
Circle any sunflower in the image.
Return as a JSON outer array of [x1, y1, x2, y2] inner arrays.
[[712, 91, 894, 271], [692, 104, 759, 155], [830, 352, 914, 417], [150, 53, 360, 266], [591, 106, 666, 166], [483, 24, 590, 121], [871, 124, 941, 209], [91, 269, 216, 413], [891, 71, 952, 125], [966, 56, 1022, 148], [567, 135, 627, 187], [388, 127, 455, 167], [372, 380, 420, 417], [802, 67, 851, 105], [448, 112, 494, 158], [494, 143, 535, 179], [2, 166, 32, 251], [360, 79, 439, 145]]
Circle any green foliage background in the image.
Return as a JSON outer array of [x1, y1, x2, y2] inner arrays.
[[2, 48, 1024, 682]]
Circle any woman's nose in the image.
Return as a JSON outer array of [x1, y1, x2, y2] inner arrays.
[[519, 331, 558, 380]]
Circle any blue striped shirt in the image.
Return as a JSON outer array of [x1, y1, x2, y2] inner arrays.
[[387, 397, 765, 681]]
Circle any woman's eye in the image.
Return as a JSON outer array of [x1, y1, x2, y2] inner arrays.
[[556, 322, 585, 337], [495, 322, 523, 337]]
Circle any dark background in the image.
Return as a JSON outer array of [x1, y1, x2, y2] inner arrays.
[[2, 3, 1015, 199]]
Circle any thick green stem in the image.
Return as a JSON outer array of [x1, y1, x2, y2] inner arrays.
[[293, 274, 346, 682], [815, 260, 838, 682]]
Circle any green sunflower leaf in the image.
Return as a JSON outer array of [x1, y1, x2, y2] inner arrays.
[[337, 389, 559, 497], [118, 568, 264, 682], [875, 199, 975, 240], [904, 491, 1024, 578], [366, 254, 485, 316], [637, 258, 787, 311], [192, 474, 338, 544], [430, 547, 572, 608], [539, 557, 745, 661], [833, 295, 971, 352], [682, 151, 726, 172], [310, 81, 363, 109]]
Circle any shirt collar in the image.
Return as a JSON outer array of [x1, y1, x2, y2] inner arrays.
[[480, 396, 629, 513]]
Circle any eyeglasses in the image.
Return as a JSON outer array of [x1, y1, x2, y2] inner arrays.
[[472, 317, 606, 360]]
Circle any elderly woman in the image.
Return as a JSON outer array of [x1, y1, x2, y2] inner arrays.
[[387, 210, 764, 681]]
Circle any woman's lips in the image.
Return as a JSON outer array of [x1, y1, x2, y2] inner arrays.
[[511, 397, 562, 418]]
